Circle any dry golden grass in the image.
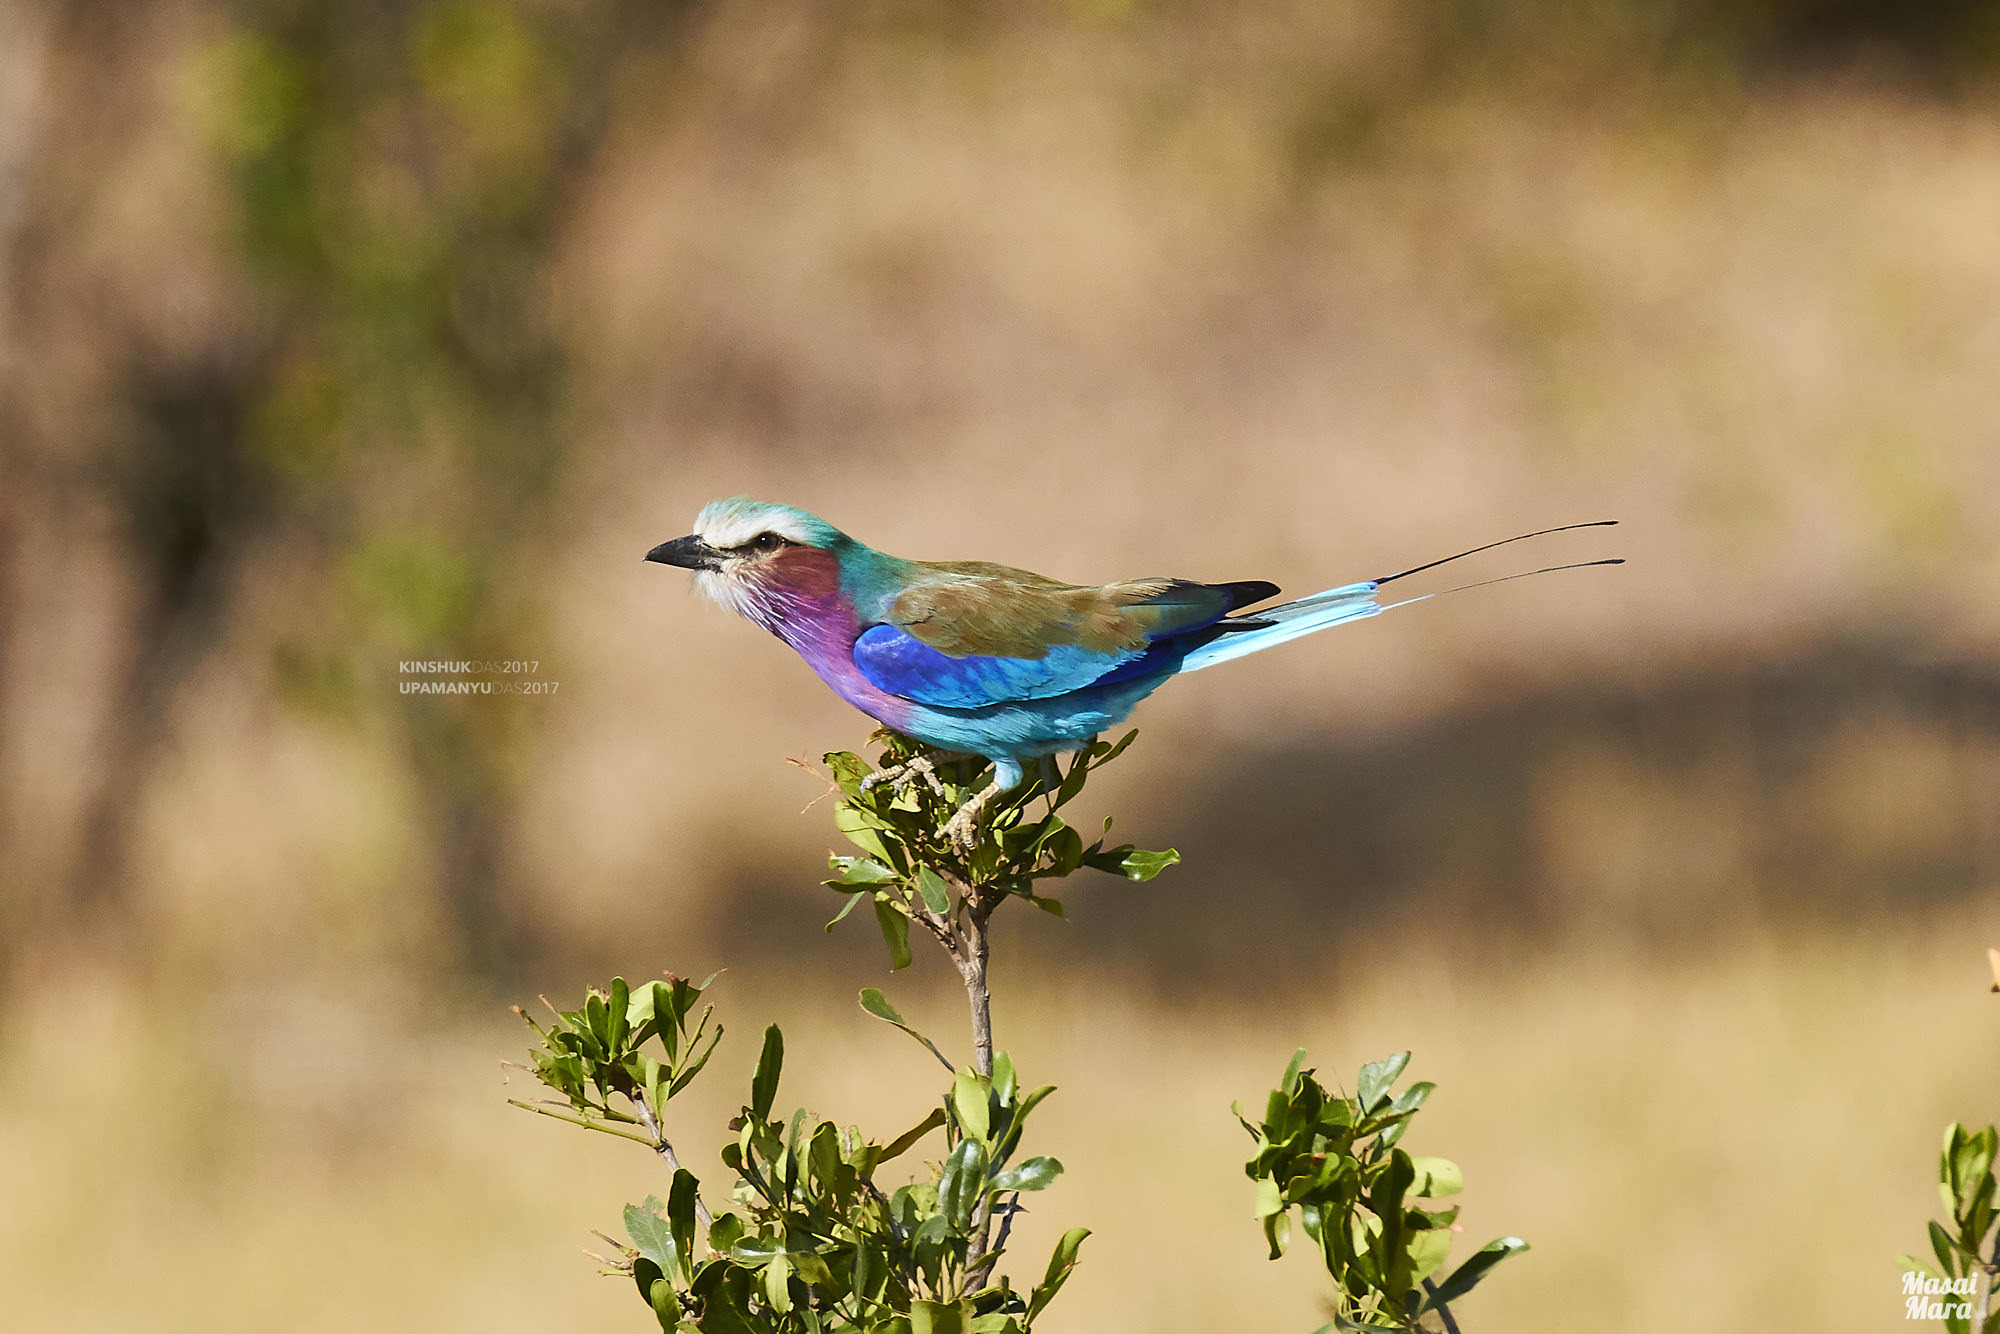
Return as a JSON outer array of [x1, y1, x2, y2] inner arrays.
[[2, 918, 1988, 1333]]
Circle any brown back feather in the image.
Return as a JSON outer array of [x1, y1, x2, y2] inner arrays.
[[888, 561, 1229, 659]]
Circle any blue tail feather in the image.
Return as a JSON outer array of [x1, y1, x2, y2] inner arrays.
[[1176, 581, 1381, 673]]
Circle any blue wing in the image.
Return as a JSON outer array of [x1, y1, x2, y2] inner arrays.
[[852, 625, 1144, 709]]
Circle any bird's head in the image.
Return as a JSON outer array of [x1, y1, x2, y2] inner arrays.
[[646, 498, 849, 630]]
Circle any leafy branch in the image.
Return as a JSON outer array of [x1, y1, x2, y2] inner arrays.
[[512, 975, 1084, 1332], [1901, 1122, 2000, 1334], [818, 729, 1177, 1081], [1239, 1050, 1527, 1332], [507, 729, 1529, 1332]]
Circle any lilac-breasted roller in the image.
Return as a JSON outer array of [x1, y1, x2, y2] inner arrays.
[[646, 498, 1619, 845]]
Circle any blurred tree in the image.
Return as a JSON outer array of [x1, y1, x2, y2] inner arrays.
[[6, 0, 698, 980], [198, 0, 700, 978]]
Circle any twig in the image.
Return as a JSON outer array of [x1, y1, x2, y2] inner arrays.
[[632, 1088, 714, 1228], [971, 1193, 1023, 1288], [959, 914, 994, 1078], [785, 755, 844, 814], [1974, 1228, 2000, 1332], [508, 1099, 658, 1145], [989, 1194, 1021, 1254], [1422, 1278, 1463, 1334], [585, 1229, 633, 1272], [909, 892, 958, 953], [958, 888, 999, 1282]]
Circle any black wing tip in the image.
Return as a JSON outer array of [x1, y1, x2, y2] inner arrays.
[[1218, 580, 1282, 610]]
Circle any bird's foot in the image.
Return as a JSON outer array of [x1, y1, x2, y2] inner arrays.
[[860, 753, 947, 799], [943, 778, 1004, 851]]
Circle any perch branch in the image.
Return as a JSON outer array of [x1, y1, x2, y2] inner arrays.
[[632, 1088, 713, 1228]]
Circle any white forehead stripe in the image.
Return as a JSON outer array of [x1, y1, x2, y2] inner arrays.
[[692, 503, 818, 550]]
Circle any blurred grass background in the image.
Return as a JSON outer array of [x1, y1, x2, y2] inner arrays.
[[2, 1, 1997, 1330]]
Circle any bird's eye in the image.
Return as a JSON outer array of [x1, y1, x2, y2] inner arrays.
[[749, 532, 785, 552]]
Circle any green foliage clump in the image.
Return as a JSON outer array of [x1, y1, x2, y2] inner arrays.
[[510, 974, 720, 1147], [1900, 1122, 2000, 1334], [1239, 1050, 1526, 1333], [820, 730, 1177, 971], [513, 975, 1084, 1333]]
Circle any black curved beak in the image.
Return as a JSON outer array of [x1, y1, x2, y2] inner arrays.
[[645, 535, 724, 571]]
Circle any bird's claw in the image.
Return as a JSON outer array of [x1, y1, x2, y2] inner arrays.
[[941, 777, 1005, 852], [860, 753, 947, 799], [943, 804, 981, 851]]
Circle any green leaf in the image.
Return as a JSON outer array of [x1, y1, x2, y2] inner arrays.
[[1426, 1236, 1530, 1307], [1356, 1052, 1411, 1113], [917, 865, 953, 916], [825, 750, 873, 797], [1098, 729, 1139, 764], [625, 1196, 677, 1276], [1263, 1208, 1291, 1259], [834, 805, 895, 861], [668, 1169, 699, 1283], [750, 1025, 784, 1122], [705, 1212, 745, 1255], [1942, 1122, 1975, 1217], [632, 1257, 673, 1330], [1408, 1156, 1463, 1197], [992, 1156, 1062, 1192], [1388, 1080, 1435, 1117], [1052, 752, 1095, 808], [1953, 1125, 1997, 1218], [859, 988, 955, 1072], [881, 1106, 948, 1162], [1026, 1227, 1090, 1323], [1118, 848, 1180, 881], [608, 977, 632, 1050], [1406, 1224, 1453, 1282], [828, 855, 901, 885], [1280, 1048, 1307, 1096], [646, 1271, 679, 1331], [1931, 1220, 1964, 1276], [696, 1289, 766, 1334], [991, 1051, 1018, 1108], [825, 891, 868, 931], [995, 1084, 1056, 1160], [764, 1251, 794, 1313], [939, 1138, 989, 1230], [1038, 820, 1084, 873], [911, 1299, 972, 1334], [952, 1070, 992, 1143], [627, 979, 663, 1037], [874, 896, 913, 971], [668, 1019, 723, 1097], [728, 1233, 786, 1264]]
